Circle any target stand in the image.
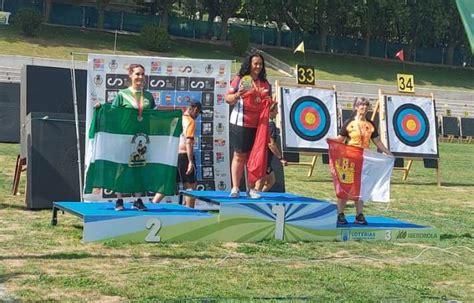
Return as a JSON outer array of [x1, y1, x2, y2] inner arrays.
[[11, 155, 27, 196], [286, 153, 320, 177], [374, 90, 441, 186], [276, 81, 338, 178]]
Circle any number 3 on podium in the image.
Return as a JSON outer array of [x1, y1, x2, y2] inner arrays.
[[397, 74, 415, 93]]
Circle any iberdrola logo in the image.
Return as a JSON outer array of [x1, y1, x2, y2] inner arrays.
[[129, 133, 150, 167], [335, 158, 355, 184]]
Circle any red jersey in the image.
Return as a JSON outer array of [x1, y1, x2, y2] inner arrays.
[[228, 76, 271, 128]]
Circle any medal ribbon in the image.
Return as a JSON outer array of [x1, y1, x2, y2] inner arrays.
[[252, 79, 262, 103], [135, 90, 144, 121]]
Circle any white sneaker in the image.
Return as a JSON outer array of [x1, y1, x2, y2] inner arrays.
[[229, 187, 240, 198], [247, 189, 261, 199]]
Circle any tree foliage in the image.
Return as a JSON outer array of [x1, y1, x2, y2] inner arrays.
[[68, 0, 469, 63], [12, 7, 44, 37]]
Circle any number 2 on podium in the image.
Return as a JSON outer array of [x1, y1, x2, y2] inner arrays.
[[145, 218, 162, 242]]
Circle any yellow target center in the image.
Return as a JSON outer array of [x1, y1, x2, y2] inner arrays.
[[305, 112, 316, 125], [406, 119, 417, 131]]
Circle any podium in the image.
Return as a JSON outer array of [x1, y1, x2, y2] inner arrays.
[[52, 191, 438, 243]]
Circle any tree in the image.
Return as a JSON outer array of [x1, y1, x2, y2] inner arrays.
[[154, 0, 178, 29], [96, 0, 111, 29], [389, 0, 440, 61], [201, 0, 241, 41], [436, 0, 468, 65], [44, 0, 52, 23], [180, 0, 205, 20], [307, 0, 347, 52], [217, 0, 242, 41], [202, 0, 219, 38], [243, 0, 291, 47], [349, 0, 392, 56]]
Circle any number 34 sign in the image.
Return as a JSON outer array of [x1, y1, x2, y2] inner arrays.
[[397, 74, 415, 93]]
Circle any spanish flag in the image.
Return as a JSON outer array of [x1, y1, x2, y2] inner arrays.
[[294, 41, 305, 54]]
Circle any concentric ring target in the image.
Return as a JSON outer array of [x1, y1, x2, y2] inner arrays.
[[392, 104, 429, 146], [289, 96, 330, 141]]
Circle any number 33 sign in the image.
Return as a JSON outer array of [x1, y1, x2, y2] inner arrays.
[[397, 74, 415, 93], [297, 64, 315, 85]]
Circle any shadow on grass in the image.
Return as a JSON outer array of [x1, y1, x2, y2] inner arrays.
[[391, 181, 474, 187], [440, 233, 472, 240], [0, 251, 228, 261], [0, 203, 28, 210]]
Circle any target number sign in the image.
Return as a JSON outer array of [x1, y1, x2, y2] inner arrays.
[[397, 74, 415, 93], [392, 103, 429, 147], [289, 96, 330, 141], [296, 64, 315, 85]]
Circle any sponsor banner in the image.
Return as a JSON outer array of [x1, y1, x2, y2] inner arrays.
[[340, 228, 439, 242], [85, 54, 232, 208]]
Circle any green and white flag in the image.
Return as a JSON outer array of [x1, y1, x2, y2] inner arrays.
[[456, 0, 474, 54], [84, 104, 182, 195]]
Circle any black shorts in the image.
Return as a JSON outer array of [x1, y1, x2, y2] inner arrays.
[[230, 124, 257, 153], [177, 153, 197, 184]]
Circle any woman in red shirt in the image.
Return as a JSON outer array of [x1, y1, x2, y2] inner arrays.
[[225, 53, 271, 199]]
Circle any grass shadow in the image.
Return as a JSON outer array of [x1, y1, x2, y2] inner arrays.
[[440, 233, 472, 240], [0, 251, 231, 261], [0, 203, 28, 210]]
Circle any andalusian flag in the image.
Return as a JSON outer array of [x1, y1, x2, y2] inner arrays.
[[84, 104, 182, 195], [456, 0, 474, 54]]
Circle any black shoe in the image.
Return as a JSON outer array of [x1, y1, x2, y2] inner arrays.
[[354, 213, 368, 225], [337, 212, 348, 224], [132, 198, 147, 211], [114, 199, 124, 211]]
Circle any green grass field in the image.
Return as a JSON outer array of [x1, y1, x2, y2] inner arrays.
[[0, 23, 473, 301], [0, 141, 473, 301]]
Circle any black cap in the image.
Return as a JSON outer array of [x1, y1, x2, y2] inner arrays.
[[189, 100, 203, 113]]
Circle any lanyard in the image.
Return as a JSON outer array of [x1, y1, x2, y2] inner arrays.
[[133, 90, 144, 121]]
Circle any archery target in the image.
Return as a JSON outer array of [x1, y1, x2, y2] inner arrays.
[[393, 104, 429, 146], [385, 95, 438, 157], [281, 86, 337, 152], [290, 96, 330, 141]]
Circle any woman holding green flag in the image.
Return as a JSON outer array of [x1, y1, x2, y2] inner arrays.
[[110, 63, 156, 211]]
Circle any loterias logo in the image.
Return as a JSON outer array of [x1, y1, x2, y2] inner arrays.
[[341, 229, 350, 241], [350, 231, 376, 240]]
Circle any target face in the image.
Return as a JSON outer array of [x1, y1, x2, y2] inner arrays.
[[392, 104, 429, 146], [384, 94, 438, 158], [289, 96, 330, 141]]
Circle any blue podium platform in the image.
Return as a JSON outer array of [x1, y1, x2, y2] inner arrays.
[[52, 191, 439, 243]]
